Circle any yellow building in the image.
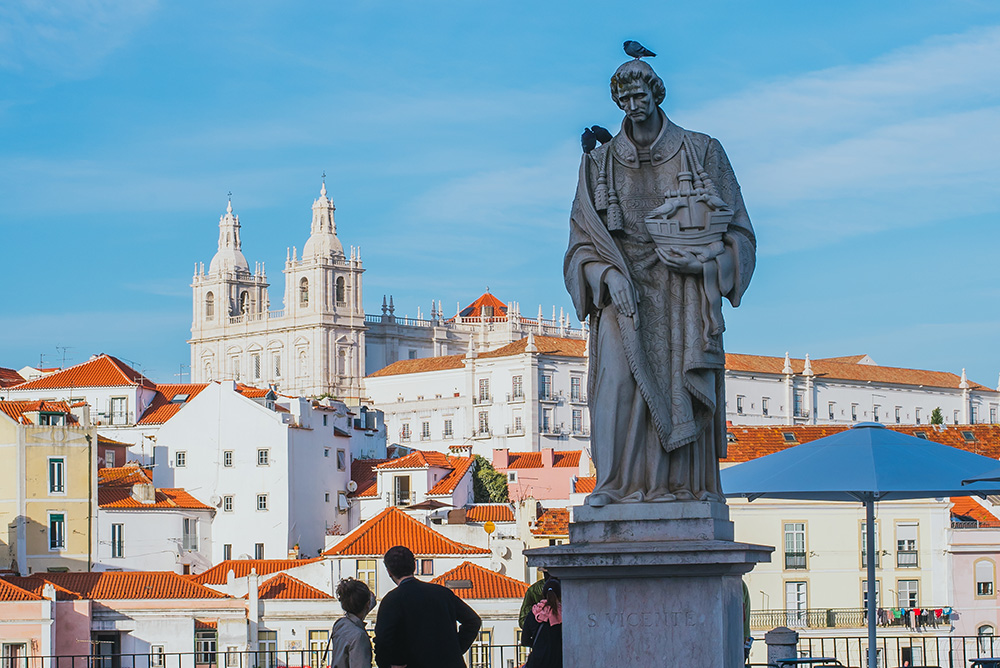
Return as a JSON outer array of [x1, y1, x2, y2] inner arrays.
[[0, 400, 97, 574]]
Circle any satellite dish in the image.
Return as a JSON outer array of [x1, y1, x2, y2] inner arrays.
[[209, 495, 222, 507], [346, 480, 358, 493]]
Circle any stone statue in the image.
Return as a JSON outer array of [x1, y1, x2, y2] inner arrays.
[[565, 54, 756, 506]]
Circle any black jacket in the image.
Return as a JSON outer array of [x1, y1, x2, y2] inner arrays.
[[374, 577, 482, 668]]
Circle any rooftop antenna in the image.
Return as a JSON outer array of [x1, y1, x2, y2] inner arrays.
[[55, 346, 73, 368], [175, 364, 190, 383]]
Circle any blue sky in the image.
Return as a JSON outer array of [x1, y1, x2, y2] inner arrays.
[[1, 0, 999, 385]]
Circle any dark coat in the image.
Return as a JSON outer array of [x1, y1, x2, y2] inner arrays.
[[374, 577, 482, 668], [522, 608, 562, 668]]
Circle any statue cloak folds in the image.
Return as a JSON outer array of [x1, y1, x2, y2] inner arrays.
[[564, 113, 756, 504]]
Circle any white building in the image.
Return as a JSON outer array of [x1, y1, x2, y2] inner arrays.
[[367, 333, 588, 457], [726, 352, 1000, 427], [152, 380, 385, 561]]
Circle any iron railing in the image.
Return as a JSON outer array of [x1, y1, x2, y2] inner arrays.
[[749, 607, 952, 631], [787, 634, 1000, 668]]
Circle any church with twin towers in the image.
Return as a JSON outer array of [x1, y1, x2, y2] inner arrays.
[[188, 181, 586, 402]]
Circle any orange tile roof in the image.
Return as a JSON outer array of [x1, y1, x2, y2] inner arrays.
[[574, 476, 596, 494], [378, 450, 454, 470], [3, 576, 80, 601], [11, 354, 155, 390], [724, 424, 1000, 463], [33, 572, 228, 600], [431, 561, 528, 600], [457, 292, 508, 319], [0, 367, 25, 388], [0, 578, 44, 601], [0, 400, 74, 425], [97, 435, 133, 448], [725, 353, 990, 391], [369, 336, 586, 377], [98, 487, 214, 511], [531, 508, 569, 537], [951, 497, 1000, 525], [504, 451, 581, 469], [191, 559, 322, 585], [815, 354, 870, 364], [324, 507, 489, 557], [429, 456, 475, 496], [254, 573, 333, 600], [137, 384, 209, 425], [98, 463, 153, 487], [465, 504, 515, 523], [351, 458, 388, 498], [235, 384, 272, 399], [194, 619, 218, 630]]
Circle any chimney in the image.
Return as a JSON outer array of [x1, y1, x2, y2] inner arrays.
[[71, 402, 91, 427], [541, 448, 555, 468], [131, 483, 156, 505], [493, 449, 509, 469]]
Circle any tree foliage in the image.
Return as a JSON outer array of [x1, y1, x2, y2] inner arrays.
[[930, 407, 944, 425], [473, 455, 509, 503]]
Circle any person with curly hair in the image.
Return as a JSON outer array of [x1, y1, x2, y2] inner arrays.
[[328, 577, 376, 668]]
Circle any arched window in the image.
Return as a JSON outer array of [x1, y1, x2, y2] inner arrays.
[[240, 291, 250, 314], [336, 276, 346, 304], [979, 625, 995, 653], [976, 559, 995, 597], [299, 278, 309, 306], [338, 349, 347, 376], [205, 292, 215, 320]]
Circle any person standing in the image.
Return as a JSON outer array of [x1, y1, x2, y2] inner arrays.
[[373, 545, 482, 668], [522, 578, 562, 668], [328, 578, 376, 668], [518, 568, 549, 630]]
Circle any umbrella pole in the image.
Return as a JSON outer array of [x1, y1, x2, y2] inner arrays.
[[866, 495, 877, 668]]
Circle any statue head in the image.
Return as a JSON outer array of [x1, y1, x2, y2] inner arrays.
[[610, 59, 666, 112]]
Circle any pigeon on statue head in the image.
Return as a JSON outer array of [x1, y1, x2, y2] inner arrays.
[[623, 40, 656, 59]]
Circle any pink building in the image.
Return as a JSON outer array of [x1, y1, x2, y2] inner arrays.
[[949, 497, 1000, 639], [492, 448, 590, 502]]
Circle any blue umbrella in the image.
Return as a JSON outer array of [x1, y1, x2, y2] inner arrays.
[[721, 423, 1000, 668]]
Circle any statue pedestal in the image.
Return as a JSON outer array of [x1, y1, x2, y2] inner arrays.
[[525, 501, 772, 668]]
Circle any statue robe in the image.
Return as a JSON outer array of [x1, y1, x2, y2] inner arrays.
[[564, 113, 756, 503]]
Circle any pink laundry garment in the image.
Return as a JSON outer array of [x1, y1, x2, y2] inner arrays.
[[533, 600, 562, 626]]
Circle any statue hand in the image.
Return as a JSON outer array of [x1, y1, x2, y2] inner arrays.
[[656, 247, 703, 275], [605, 269, 636, 317]]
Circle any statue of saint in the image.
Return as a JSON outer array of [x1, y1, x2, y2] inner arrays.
[[565, 56, 756, 506]]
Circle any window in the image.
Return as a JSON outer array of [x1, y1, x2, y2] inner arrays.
[[38, 412, 65, 425], [542, 408, 553, 433], [898, 579, 919, 606], [182, 518, 198, 551], [861, 579, 880, 608], [337, 450, 346, 471], [335, 276, 346, 304], [106, 450, 115, 467], [896, 522, 918, 567], [976, 559, 995, 596], [914, 431, 928, 439], [299, 277, 309, 306], [979, 626, 996, 654], [48, 513, 65, 550], [394, 476, 411, 506], [572, 409, 583, 434], [860, 521, 879, 568], [48, 457, 65, 494], [231, 356, 241, 380], [851, 404, 858, 421], [828, 401, 836, 420], [540, 374, 553, 400], [513, 414, 523, 435], [782, 432, 797, 443], [401, 423, 411, 441], [470, 629, 493, 668], [255, 543, 264, 559], [257, 494, 269, 511], [225, 647, 240, 668], [324, 448, 330, 458], [110, 396, 127, 425], [478, 378, 490, 402], [111, 523, 124, 558], [325, 492, 330, 502], [257, 448, 270, 466], [308, 630, 328, 668], [358, 559, 377, 594], [443, 418, 453, 438], [195, 631, 217, 665], [784, 581, 807, 627], [762, 397, 769, 417], [571, 376, 582, 402], [512, 375, 523, 400], [736, 396, 744, 415], [223, 495, 233, 512], [252, 353, 261, 380], [992, 407, 998, 424], [421, 559, 434, 576], [150, 646, 165, 668], [963, 430, 977, 442], [784, 522, 807, 569], [421, 421, 431, 440], [915, 408, 922, 424], [895, 406, 901, 424], [478, 411, 489, 435], [408, 349, 417, 360], [955, 410, 961, 425], [793, 390, 804, 417], [273, 353, 282, 378], [873, 404, 880, 423], [223, 451, 233, 467], [175, 451, 186, 468], [223, 544, 232, 560], [507, 471, 518, 483]]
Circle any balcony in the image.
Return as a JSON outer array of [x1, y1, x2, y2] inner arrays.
[[539, 391, 558, 404], [861, 552, 880, 568], [748, 607, 950, 631], [505, 426, 525, 436], [569, 394, 587, 405], [473, 394, 492, 406], [507, 392, 525, 404], [784, 551, 807, 569], [897, 550, 919, 568], [571, 428, 590, 437], [473, 429, 492, 440]]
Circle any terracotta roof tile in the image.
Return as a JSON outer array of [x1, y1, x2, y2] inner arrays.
[[465, 504, 515, 523], [98, 487, 214, 511], [378, 450, 453, 470], [191, 559, 322, 586], [137, 384, 209, 425], [33, 572, 228, 600], [368, 355, 465, 378], [531, 508, 569, 537], [724, 424, 1000, 463], [431, 561, 528, 600], [235, 384, 272, 399], [324, 507, 489, 557], [254, 573, 333, 600], [350, 458, 388, 498], [2, 576, 80, 601], [504, 451, 581, 469], [0, 367, 25, 388], [194, 619, 218, 630], [98, 464, 153, 487], [0, 400, 75, 425], [951, 497, 1000, 526], [574, 476, 596, 494], [725, 353, 990, 391], [456, 293, 508, 319], [97, 435, 133, 448], [429, 457, 475, 496], [0, 578, 44, 601], [10, 354, 155, 390], [369, 336, 585, 378]]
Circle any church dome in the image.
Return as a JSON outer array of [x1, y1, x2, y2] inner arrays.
[[208, 199, 250, 274], [302, 181, 344, 260]]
